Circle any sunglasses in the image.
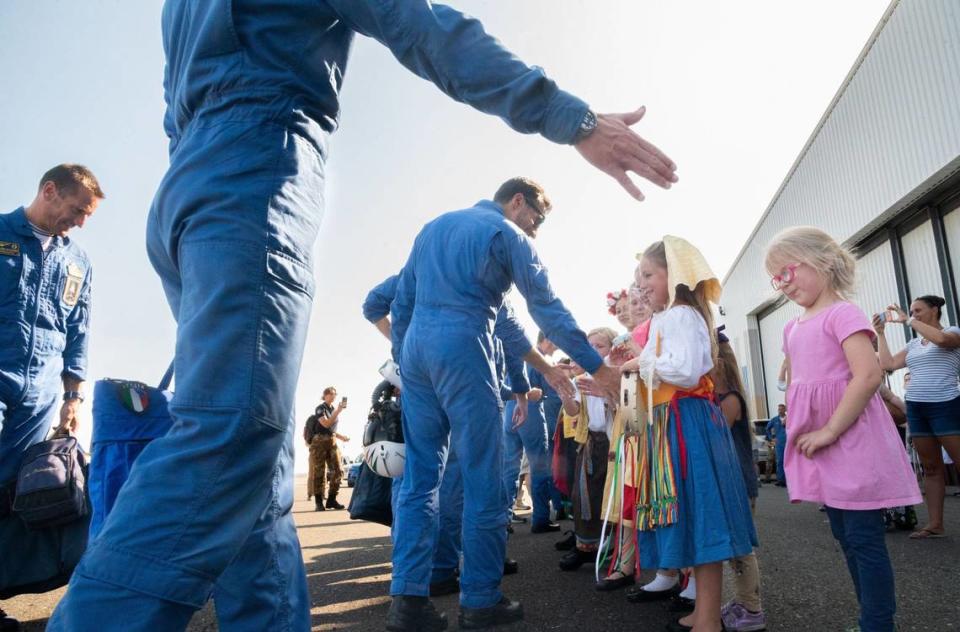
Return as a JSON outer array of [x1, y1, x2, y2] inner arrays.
[[522, 195, 546, 228], [770, 263, 800, 291]]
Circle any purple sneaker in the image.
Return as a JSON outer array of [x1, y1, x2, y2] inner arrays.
[[721, 602, 767, 632]]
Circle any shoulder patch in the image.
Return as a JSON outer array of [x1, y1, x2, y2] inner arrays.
[[0, 241, 20, 256]]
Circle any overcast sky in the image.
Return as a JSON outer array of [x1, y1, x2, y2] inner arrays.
[[0, 0, 890, 469]]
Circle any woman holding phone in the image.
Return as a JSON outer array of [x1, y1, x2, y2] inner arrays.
[[304, 386, 350, 510], [874, 295, 960, 539]]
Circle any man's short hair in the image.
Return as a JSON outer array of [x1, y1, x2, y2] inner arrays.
[[493, 177, 551, 211], [323, 386, 337, 397], [39, 164, 105, 199]]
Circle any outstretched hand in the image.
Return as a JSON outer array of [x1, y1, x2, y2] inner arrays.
[[543, 365, 575, 401], [575, 106, 677, 201], [577, 364, 620, 401]]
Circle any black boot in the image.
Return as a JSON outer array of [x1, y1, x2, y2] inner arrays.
[[315, 497, 326, 512], [458, 596, 523, 630], [558, 548, 596, 571], [554, 530, 576, 551], [0, 608, 20, 632], [385, 595, 447, 632], [503, 558, 519, 575], [326, 494, 345, 510]]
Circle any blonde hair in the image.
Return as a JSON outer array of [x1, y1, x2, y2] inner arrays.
[[764, 226, 856, 297], [587, 327, 618, 346], [642, 241, 718, 362]]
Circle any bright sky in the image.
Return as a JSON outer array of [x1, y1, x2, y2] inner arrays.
[[0, 1, 889, 469]]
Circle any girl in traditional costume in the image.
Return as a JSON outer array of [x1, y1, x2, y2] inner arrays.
[[557, 328, 617, 572], [627, 237, 756, 632]]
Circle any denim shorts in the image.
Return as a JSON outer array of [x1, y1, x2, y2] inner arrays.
[[906, 395, 960, 438]]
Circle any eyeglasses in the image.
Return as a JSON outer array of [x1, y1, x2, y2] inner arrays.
[[522, 195, 547, 228], [770, 263, 800, 291]]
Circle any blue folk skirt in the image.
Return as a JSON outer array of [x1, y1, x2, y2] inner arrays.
[[638, 397, 757, 569]]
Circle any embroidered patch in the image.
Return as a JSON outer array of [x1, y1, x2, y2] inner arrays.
[[0, 241, 20, 256], [119, 382, 150, 413], [62, 262, 84, 306]]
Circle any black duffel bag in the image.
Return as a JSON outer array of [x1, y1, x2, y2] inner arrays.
[[347, 462, 393, 527], [0, 431, 90, 599]]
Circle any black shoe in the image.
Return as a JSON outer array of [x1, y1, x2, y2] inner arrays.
[[0, 610, 20, 632], [503, 558, 519, 575], [429, 576, 460, 597], [458, 596, 523, 630], [385, 595, 447, 632], [326, 496, 345, 510], [595, 573, 635, 592], [315, 500, 326, 512], [666, 594, 696, 613], [506, 524, 514, 535], [625, 584, 679, 603], [554, 531, 575, 551], [531, 522, 561, 534], [665, 616, 692, 632], [558, 548, 596, 571]]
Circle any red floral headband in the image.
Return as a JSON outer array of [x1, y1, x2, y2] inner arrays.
[[606, 289, 628, 315]]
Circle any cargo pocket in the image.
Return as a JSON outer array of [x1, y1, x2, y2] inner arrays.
[[249, 250, 315, 431]]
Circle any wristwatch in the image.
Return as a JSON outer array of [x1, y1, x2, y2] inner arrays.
[[63, 391, 85, 403], [573, 109, 598, 143]]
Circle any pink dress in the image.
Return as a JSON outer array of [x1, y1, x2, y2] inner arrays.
[[782, 301, 921, 510]]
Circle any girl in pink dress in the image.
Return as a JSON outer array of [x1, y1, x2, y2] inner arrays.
[[765, 226, 921, 632]]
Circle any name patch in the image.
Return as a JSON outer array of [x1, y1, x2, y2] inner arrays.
[[0, 241, 20, 256]]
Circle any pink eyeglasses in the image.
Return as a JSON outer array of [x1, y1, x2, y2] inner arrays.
[[770, 263, 800, 291]]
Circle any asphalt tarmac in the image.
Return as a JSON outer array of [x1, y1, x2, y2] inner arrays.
[[5, 477, 959, 631]]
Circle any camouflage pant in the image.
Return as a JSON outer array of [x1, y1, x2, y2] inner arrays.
[[308, 436, 341, 501]]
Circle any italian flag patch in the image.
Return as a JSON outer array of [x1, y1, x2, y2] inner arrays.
[[119, 384, 150, 413]]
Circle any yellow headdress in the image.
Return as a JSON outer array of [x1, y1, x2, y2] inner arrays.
[[637, 235, 722, 307]]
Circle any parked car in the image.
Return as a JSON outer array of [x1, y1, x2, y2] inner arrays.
[[346, 455, 364, 488], [752, 419, 770, 478]]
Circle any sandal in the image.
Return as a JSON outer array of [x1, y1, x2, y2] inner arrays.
[[909, 528, 945, 539]]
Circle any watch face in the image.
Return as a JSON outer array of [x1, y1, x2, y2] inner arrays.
[[583, 110, 597, 131]]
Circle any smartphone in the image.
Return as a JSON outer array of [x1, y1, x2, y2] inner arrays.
[[884, 310, 899, 323], [341, 396, 348, 404]]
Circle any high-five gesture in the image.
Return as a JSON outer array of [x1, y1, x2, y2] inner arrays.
[[575, 106, 678, 201]]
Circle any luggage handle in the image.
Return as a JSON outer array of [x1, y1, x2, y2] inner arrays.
[[158, 360, 174, 391]]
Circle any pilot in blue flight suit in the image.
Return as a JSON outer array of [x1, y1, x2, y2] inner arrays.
[[0, 165, 100, 632], [0, 166, 100, 484], [389, 178, 621, 630], [52, 2, 676, 629], [363, 275, 530, 595]]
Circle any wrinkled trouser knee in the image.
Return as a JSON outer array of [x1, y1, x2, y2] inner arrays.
[[391, 321, 508, 609], [49, 119, 325, 631]]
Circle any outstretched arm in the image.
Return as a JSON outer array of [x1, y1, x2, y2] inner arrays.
[[328, 1, 676, 200]]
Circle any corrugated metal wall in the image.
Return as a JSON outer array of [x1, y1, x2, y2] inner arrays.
[[854, 240, 908, 396], [901, 220, 945, 298], [722, 0, 960, 415]]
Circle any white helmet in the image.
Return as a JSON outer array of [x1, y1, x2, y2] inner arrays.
[[364, 440, 406, 478]]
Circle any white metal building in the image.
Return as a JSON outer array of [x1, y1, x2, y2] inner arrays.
[[721, 0, 960, 419]]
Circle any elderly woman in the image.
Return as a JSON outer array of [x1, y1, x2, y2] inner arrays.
[[874, 295, 960, 539]]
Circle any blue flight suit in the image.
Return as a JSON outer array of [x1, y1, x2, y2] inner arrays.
[[0, 207, 91, 484], [365, 275, 528, 584], [533, 365, 566, 512], [50, 2, 590, 630], [390, 200, 600, 608], [502, 362, 554, 528], [766, 414, 788, 484]]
